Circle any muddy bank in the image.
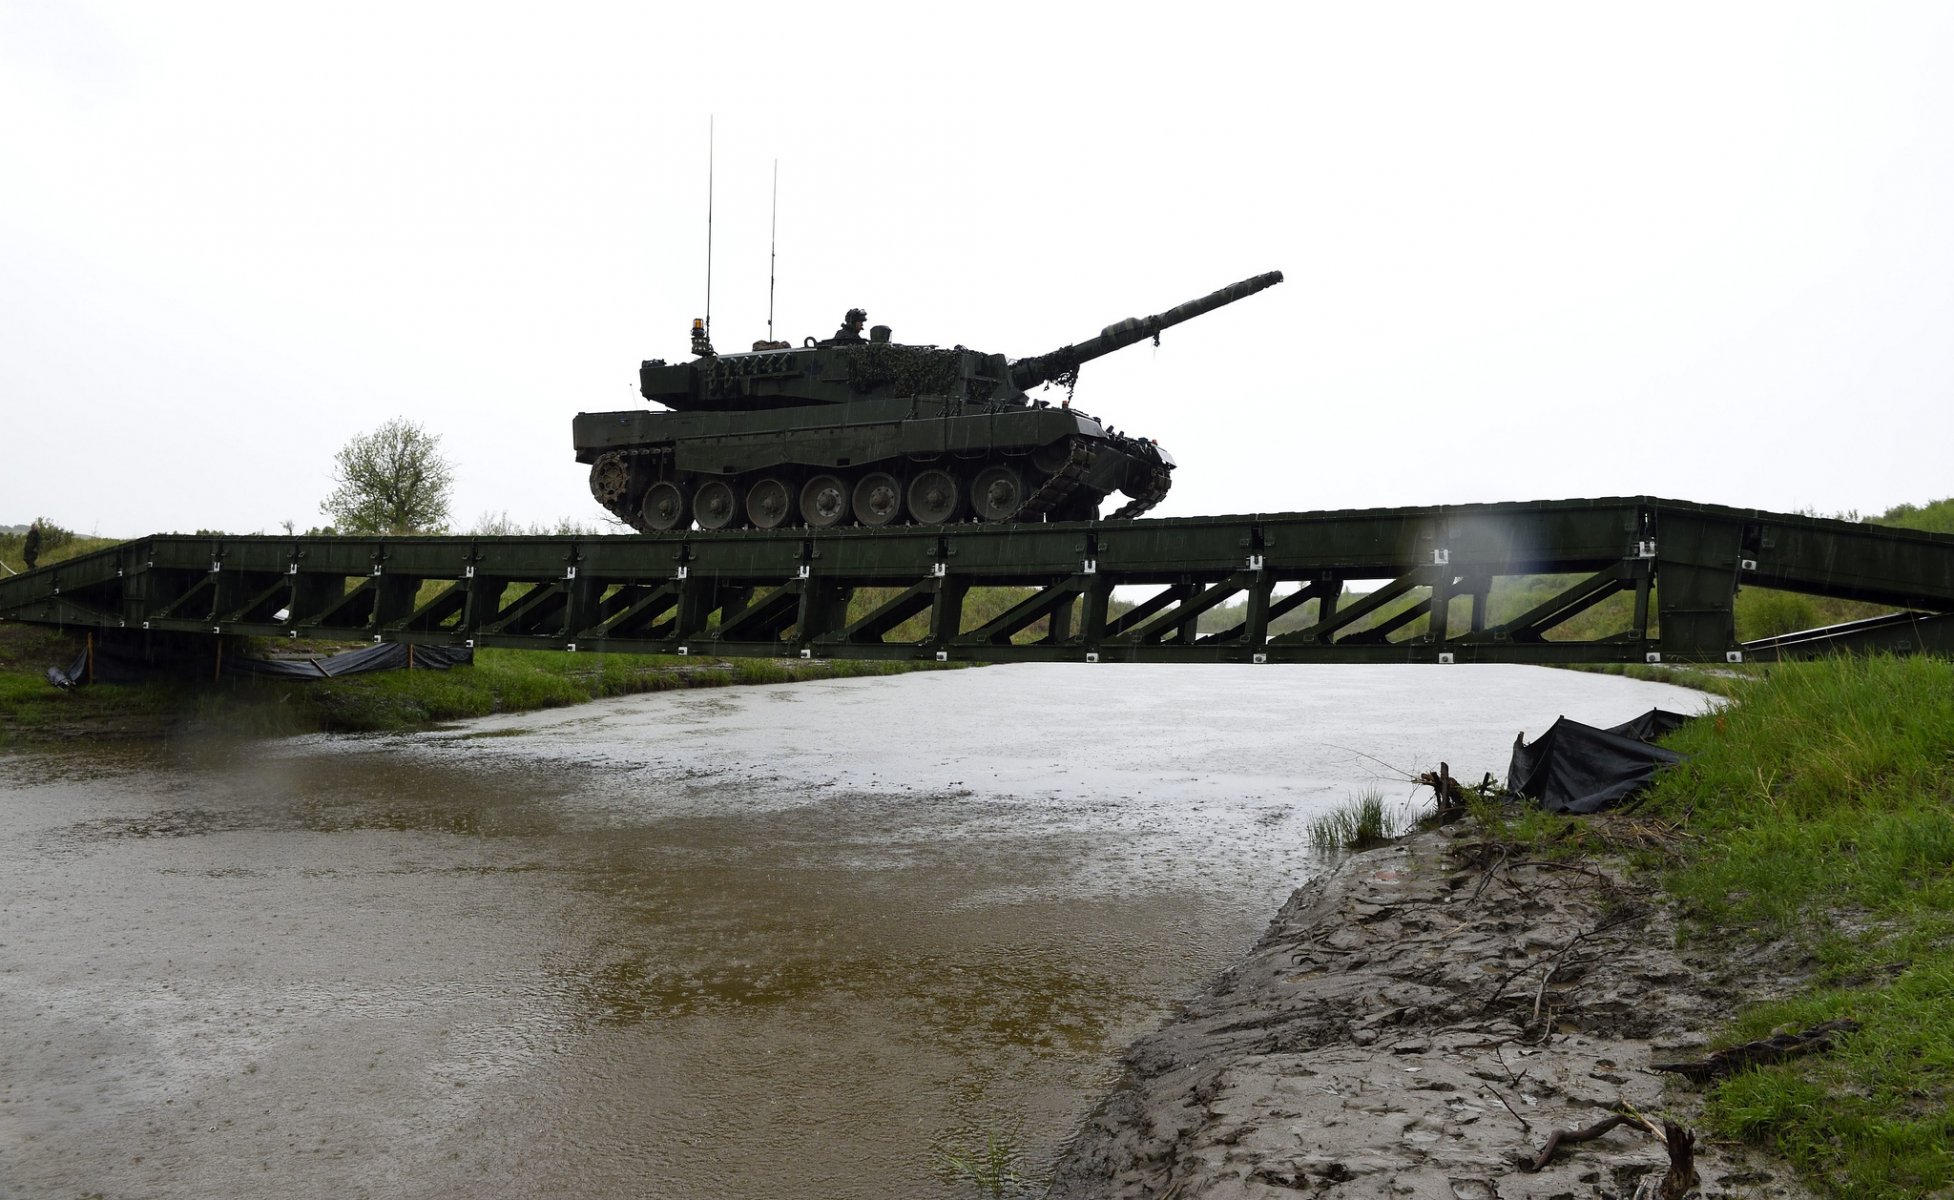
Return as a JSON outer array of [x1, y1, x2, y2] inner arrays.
[[1049, 826, 1817, 1199]]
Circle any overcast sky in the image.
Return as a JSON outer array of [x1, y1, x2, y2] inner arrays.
[[4, 2, 1951, 538]]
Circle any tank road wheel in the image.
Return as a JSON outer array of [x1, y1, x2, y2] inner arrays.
[[971, 465, 1026, 522], [695, 480, 740, 531], [907, 468, 964, 525], [590, 453, 633, 508], [640, 481, 688, 532], [747, 476, 795, 530], [852, 471, 903, 527], [800, 474, 850, 528]]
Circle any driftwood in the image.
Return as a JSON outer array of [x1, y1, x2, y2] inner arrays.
[[1416, 761, 1492, 822], [1518, 1112, 1637, 1172], [1651, 1018, 1860, 1084], [1645, 1120, 1697, 1200], [1519, 1112, 1698, 1199]]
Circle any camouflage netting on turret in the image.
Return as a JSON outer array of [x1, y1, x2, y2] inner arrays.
[[845, 344, 991, 401]]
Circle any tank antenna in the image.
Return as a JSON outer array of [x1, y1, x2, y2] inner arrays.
[[704, 116, 714, 340], [767, 159, 779, 344]]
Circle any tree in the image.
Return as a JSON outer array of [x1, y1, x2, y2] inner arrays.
[[322, 418, 455, 534]]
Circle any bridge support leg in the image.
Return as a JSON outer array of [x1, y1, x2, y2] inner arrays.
[[1075, 576, 1115, 651], [564, 574, 599, 643], [1656, 515, 1741, 658], [1170, 583, 1200, 644], [1429, 571, 1455, 642], [373, 576, 420, 632], [929, 577, 969, 652], [1240, 577, 1272, 647], [465, 575, 504, 633], [1048, 596, 1075, 643], [797, 582, 853, 647], [675, 576, 718, 642]]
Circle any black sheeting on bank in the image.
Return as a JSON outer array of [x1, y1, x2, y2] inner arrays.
[[226, 643, 473, 678], [48, 640, 472, 687], [1507, 708, 1693, 814], [1605, 707, 1694, 743]]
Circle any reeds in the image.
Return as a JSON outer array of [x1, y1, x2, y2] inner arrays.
[[1306, 787, 1402, 852]]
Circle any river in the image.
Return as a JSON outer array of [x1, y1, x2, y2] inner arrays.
[[0, 663, 1708, 1199]]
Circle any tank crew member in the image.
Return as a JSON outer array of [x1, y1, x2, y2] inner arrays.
[[831, 308, 867, 344], [23, 519, 42, 570]]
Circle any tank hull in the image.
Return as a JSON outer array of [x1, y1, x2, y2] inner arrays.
[[572, 398, 1170, 532]]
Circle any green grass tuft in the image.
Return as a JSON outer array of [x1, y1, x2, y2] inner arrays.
[[929, 1121, 1031, 1198], [1307, 787, 1403, 852]]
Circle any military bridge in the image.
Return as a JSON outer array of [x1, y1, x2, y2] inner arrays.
[[4, 497, 1953, 666]]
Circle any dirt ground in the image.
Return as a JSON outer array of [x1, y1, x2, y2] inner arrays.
[[1048, 825, 1820, 1200]]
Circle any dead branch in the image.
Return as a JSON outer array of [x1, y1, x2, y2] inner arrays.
[[1481, 1082, 1531, 1133], [1530, 911, 1643, 1027], [1321, 743, 1419, 781], [1517, 1112, 1636, 1172], [1654, 1119, 1698, 1200], [1502, 858, 1616, 884], [1468, 842, 1509, 905], [1651, 1019, 1861, 1084], [1518, 1110, 1697, 1196], [1416, 761, 1474, 822]]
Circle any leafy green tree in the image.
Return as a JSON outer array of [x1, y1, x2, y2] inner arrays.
[[1877, 497, 1954, 535], [322, 418, 454, 534]]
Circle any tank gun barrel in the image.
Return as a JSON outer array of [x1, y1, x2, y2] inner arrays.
[[1008, 270, 1283, 391]]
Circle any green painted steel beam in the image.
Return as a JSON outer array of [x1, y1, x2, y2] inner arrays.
[[6, 497, 1954, 666]]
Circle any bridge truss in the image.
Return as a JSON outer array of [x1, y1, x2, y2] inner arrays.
[[4, 498, 1954, 665]]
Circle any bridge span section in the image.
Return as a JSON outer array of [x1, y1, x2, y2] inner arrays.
[[4, 497, 1953, 666]]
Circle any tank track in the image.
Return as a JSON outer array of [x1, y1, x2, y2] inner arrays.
[[590, 448, 668, 532], [1008, 438, 1097, 522], [592, 437, 1162, 531], [1106, 463, 1173, 521]]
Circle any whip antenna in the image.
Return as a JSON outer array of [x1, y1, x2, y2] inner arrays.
[[767, 159, 778, 344], [704, 117, 714, 340]]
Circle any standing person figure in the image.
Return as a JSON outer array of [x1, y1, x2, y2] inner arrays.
[[830, 308, 868, 344], [22, 519, 43, 570]]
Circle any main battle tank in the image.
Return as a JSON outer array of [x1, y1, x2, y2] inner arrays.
[[573, 270, 1283, 532]]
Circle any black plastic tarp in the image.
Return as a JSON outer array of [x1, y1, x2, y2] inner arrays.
[[49, 640, 472, 687], [1604, 707, 1694, 744], [1507, 708, 1692, 814], [48, 636, 212, 686], [224, 642, 473, 678]]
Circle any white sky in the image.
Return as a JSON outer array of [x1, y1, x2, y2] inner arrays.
[[3, 2, 1951, 537]]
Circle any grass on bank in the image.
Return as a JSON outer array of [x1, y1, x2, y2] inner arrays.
[[0, 621, 952, 743], [0, 524, 120, 576], [1647, 656, 1954, 1199], [1470, 656, 1954, 1199], [1306, 787, 1405, 852], [266, 645, 943, 735]]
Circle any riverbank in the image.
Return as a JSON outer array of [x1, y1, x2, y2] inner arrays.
[[1051, 656, 1954, 1199], [0, 622, 952, 746], [1047, 823, 1818, 1198]]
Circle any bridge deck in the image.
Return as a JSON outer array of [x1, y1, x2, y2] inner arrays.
[[5, 497, 1954, 665]]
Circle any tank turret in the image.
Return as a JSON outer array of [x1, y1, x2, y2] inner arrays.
[[573, 270, 1283, 532]]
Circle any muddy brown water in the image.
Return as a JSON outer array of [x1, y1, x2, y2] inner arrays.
[[0, 664, 1709, 1199]]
